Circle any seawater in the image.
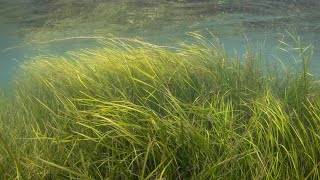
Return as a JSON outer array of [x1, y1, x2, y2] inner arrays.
[[1, 0, 320, 89]]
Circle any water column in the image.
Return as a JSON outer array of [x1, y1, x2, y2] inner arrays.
[[0, 17, 22, 89]]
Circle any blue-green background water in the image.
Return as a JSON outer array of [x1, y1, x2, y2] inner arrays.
[[1, 0, 320, 89]]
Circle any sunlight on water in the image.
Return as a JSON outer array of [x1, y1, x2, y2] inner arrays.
[[1, 0, 320, 88]]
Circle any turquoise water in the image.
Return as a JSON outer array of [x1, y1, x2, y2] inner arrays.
[[1, 0, 320, 88]]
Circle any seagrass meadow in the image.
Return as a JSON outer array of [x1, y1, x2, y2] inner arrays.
[[0, 35, 320, 179]]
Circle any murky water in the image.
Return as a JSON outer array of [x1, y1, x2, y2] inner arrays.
[[1, 0, 320, 88]]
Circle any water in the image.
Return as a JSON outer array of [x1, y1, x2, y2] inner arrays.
[[1, 0, 320, 88]]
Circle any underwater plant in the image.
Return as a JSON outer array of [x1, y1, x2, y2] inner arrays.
[[0, 34, 319, 179]]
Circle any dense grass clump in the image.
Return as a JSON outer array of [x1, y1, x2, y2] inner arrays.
[[0, 35, 319, 179]]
